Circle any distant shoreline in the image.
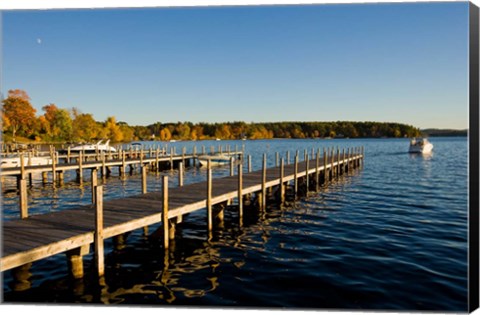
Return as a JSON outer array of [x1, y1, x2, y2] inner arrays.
[[420, 129, 468, 137], [1, 134, 468, 148]]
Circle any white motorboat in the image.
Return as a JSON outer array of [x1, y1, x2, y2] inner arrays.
[[68, 140, 117, 153], [197, 154, 234, 167], [1, 155, 53, 168], [409, 138, 433, 154]]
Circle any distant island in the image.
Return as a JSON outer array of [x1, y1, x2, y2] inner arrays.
[[1, 88, 465, 144]]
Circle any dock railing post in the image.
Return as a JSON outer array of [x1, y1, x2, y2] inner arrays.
[[230, 156, 234, 176], [141, 163, 150, 236], [174, 162, 185, 224], [162, 176, 169, 249], [20, 179, 28, 219], [305, 153, 310, 193], [27, 153, 33, 186], [261, 153, 267, 211], [248, 155, 252, 173], [94, 185, 105, 277], [330, 148, 334, 180], [294, 153, 298, 197], [20, 154, 25, 181], [91, 169, 98, 204], [121, 151, 126, 178], [280, 158, 285, 205], [238, 159, 243, 223], [276, 152, 279, 167], [101, 152, 106, 178], [207, 160, 213, 237], [335, 148, 340, 178], [357, 147, 360, 167], [178, 162, 184, 187], [170, 148, 174, 171], [361, 146, 365, 166], [346, 148, 350, 173], [51, 150, 57, 184], [324, 148, 328, 184], [142, 165, 148, 194], [287, 151, 290, 165]]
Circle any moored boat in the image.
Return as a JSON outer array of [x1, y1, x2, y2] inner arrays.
[[1, 155, 53, 168], [67, 140, 117, 153], [197, 154, 234, 167], [409, 138, 433, 154]]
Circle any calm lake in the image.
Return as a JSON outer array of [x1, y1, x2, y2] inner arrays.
[[1, 137, 469, 311]]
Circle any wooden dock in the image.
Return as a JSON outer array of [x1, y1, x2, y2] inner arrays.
[[1, 146, 364, 289], [1, 144, 244, 181]]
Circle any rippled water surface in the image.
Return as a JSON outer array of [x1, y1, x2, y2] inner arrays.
[[1, 138, 469, 311]]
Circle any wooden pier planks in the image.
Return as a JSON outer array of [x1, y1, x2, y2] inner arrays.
[[1, 152, 363, 273]]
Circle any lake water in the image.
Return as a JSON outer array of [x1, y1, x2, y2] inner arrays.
[[1, 137, 469, 311]]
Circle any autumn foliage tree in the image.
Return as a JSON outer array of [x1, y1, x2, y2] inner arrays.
[[104, 116, 124, 142], [72, 109, 100, 142], [2, 89, 37, 140]]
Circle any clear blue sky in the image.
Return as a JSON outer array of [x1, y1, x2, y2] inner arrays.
[[2, 2, 470, 129]]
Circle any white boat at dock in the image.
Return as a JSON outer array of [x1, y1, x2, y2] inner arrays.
[[67, 140, 117, 153], [197, 154, 234, 167], [408, 138, 433, 154], [1, 155, 53, 168]]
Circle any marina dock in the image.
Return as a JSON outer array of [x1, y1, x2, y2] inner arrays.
[[1, 144, 244, 183], [1, 146, 364, 289]]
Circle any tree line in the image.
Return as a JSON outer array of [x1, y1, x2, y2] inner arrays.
[[1, 89, 421, 143]]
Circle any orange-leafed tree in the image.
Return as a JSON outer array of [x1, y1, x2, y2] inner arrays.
[[2, 89, 37, 140], [159, 127, 172, 141], [41, 103, 59, 138]]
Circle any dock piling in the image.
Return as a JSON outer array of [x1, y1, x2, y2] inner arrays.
[[91, 169, 98, 204], [77, 152, 83, 182], [294, 154, 299, 197], [238, 160, 243, 223], [305, 153, 310, 193], [162, 176, 169, 249], [94, 185, 105, 277], [207, 160, 213, 237], [280, 158, 285, 205], [66, 245, 89, 279], [142, 165, 148, 194], [20, 179, 28, 219], [261, 154, 267, 211], [178, 162, 183, 187]]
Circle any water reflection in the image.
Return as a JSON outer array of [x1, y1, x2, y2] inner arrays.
[[408, 151, 433, 160]]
